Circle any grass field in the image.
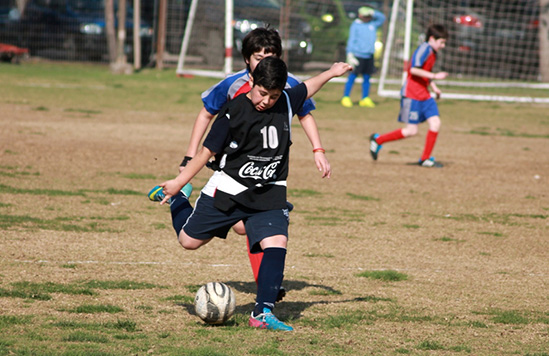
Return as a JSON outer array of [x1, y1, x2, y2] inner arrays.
[[0, 61, 548, 356]]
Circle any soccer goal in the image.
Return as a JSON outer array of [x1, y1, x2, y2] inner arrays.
[[173, 0, 315, 78], [378, 0, 549, 103]]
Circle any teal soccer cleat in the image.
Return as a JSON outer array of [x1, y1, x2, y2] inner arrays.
[[369, 133, 382, 160], [148, 183, 193, 202], [249, 308, 293, 331]]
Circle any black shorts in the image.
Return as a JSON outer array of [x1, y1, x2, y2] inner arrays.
[[183, 193, 290, 254], [353, 56, 375, 76]]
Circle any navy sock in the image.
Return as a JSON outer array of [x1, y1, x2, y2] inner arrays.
[[253, 247, 286, 316], [169, 192, 193, 236]]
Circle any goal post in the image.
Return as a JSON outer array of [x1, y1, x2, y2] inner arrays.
[[378, 0, 549, 103]]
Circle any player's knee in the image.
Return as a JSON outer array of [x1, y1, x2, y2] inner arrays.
[[178, 234, 202, 250], [232, 221, 246, 235], [428, 116, 441, 131], [403, 126, 418, 137]]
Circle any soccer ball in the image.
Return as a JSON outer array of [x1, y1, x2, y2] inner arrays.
[[194, 282, 236, 325]]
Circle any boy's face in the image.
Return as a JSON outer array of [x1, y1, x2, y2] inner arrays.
[[246, 49, 276, 73], [246, 84, 282, 112], [429, 37, 446, 52]]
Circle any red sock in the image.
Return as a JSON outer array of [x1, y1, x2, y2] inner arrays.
[[246, 238, 263, 284], [376, 129, 404, 145], [421, 130, 439, 161]]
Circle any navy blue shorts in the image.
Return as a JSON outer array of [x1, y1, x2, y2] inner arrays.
[[353, 56, 375, 76], [183, 193, 290, 254], [398, 97, 439, 124]]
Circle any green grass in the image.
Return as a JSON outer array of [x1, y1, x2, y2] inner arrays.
[[357, 270, 408, 282], [0, 62, 547, 356], [70, 305, 124, 314]]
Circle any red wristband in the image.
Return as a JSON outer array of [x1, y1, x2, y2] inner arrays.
[[312, 148, 326, 153]]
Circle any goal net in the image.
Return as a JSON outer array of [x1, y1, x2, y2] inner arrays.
[[170, 0, 316, 77], [378, 0, 549, 103]]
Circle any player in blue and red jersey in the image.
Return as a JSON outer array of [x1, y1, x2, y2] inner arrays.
[[369, 24, 449, 167]]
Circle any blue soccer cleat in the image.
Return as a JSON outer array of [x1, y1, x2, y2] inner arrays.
[[249, 308, 293, 331], [369, 133, 382, 160], [418, 157, 443, 168], [148, 183, 193, 202]]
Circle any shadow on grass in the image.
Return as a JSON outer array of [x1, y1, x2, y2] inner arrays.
[[179, 280, 389, 322]]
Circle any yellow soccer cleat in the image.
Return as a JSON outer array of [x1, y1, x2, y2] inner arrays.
[[359, 97, 376, 108], [340, 96, 353, 108]]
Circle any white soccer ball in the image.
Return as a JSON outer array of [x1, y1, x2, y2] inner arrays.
[[194, 282, 236, 325]]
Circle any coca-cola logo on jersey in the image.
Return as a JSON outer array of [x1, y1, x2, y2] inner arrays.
[[238, 161, 280, 180]]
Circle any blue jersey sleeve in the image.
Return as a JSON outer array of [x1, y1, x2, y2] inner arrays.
[[201, 70, 249, 115], [201, 79, 232, 116], [411, 43, 432, 69], [287, 73, 316, 117]]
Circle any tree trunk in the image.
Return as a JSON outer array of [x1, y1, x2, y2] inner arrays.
[[116, 0, 127, 64], [105, 0, 116, 64], [156, 0, 167, 69], [540, 0, 549, 81]]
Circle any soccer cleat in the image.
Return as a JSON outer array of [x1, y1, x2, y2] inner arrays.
[[418, 157, 443, 168], [276, 286, 286, 303], [369, 133, 382, 161], [359, 97, 376, 108], [340, 96, 353, 108], [148, 183, 193, 202], [249, 308, 293, 331]]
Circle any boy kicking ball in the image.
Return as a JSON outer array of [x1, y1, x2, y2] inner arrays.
[[149, 28, 327, 302], [370, 24, 449, 167], [156, 57, 351, 331]]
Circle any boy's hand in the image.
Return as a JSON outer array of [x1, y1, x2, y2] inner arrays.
[[158, 180, 180, 205], [433, 71, 448, 80], [330, 62, 353, 77], [314, 152, 332, 179]]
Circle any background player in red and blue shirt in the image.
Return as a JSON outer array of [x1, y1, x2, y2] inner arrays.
[[369, 24, 449, 167]]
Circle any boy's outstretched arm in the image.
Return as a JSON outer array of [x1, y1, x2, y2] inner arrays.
[[304, 62, 352, 99], [159, 146, 215, 205], [298, 113, 331, 178], [180, 107, 216, 173]]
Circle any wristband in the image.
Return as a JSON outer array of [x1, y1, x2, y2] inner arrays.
[[312, 148, 326, 153], [180, 156, 193, 167]]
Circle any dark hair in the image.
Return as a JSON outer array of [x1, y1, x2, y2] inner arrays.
[[241, 27, 282, 66], [251, 56, 287, 92], [426, 24, 448, 40]]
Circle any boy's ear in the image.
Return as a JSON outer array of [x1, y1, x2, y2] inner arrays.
[[248, 75, 254, 87]]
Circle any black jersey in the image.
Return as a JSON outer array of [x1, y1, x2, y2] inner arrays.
[[203, 83, 308, 211]]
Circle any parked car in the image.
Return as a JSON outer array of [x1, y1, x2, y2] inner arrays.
[[13, 0, 153, 63], [0, 0, 21, 47]]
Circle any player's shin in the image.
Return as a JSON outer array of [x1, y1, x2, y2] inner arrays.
[[253, 247, 286, 316], [169, 192, 193, 236]]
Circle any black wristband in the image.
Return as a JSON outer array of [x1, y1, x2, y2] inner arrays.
[[180, 156, 193, 167]]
